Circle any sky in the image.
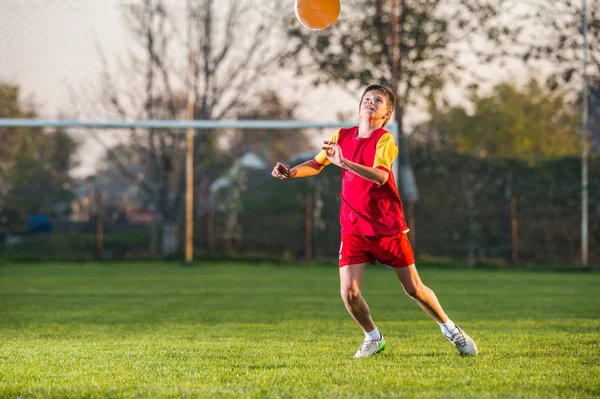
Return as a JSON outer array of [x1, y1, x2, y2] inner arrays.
[[0, 0, 363, 118], [0, 0, 365, 176], [0, 0, 127, 116], [0, 0, 537, 176]]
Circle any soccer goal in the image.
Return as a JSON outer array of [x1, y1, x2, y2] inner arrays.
[[0, 118, 403, 263]]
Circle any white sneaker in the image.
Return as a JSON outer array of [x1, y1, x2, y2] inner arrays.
[[445, 326, 478, 356], [353, 334, 386, 358]]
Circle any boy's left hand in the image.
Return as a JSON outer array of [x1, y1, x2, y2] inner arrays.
[[322, 141, 345, 168]]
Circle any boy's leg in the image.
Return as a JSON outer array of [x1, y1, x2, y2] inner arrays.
[[394, 263, 447, 322], [339, 262, 375, 332], [340, 262, 387, 358], [394, 263, 478, 356]]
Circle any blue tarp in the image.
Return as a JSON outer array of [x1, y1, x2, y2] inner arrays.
[[26, 214, 53, 233]]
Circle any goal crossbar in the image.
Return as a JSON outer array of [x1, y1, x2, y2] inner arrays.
[[0, 118, 390, 130]]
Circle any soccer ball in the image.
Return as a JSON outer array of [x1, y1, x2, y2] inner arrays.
[[294, 0, 340, 31]]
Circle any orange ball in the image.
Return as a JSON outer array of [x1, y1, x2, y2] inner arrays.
[[294, 0, 340, 31]]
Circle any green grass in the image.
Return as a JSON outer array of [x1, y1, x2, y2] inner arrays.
[[1, 262, 599, 398]]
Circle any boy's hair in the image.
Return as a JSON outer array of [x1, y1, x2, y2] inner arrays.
[[359, 84, 396, 127]]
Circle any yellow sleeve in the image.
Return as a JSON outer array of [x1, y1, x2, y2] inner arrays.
[[373, 132, 398, 172], [313, 129, 341, 166]]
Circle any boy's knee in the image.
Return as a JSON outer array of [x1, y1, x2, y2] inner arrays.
[[341, 287, 361, 304]]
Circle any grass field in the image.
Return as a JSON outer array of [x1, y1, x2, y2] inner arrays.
[[1, 262, 599, 398]]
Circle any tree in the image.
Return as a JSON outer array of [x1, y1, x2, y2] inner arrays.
[[209, 90, 314, 253], [286, 0, 521, 170], [519, 0, 599, 90], [93, 144, 149, 212], [427, 79, 579, 160], [91, 0, 294, 255], [0, 84, 22, 209], [0, 83, 79, 235], [518, 0, 600, 154], [231, 90, 314, 164]]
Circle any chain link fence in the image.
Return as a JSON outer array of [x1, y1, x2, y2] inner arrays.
[[0, 121, 598, 267]]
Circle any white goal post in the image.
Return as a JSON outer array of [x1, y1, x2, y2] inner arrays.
[[0, 118, 401, 262]]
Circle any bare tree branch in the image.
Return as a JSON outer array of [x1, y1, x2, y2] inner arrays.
[[89, 129, 154, 196]]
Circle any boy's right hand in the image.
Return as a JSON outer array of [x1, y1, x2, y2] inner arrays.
[[272, 162, 291, 180]]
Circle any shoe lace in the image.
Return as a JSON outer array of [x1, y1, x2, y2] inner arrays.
[[359, 337, 379, 352], [448, 330, 467, 349], [359, 339, 372, 352]]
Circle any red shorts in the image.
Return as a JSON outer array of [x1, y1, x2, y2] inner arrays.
[[339, 233, 414, 269]]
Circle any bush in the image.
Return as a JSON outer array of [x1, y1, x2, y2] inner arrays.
[[0, 229, 151, 262]]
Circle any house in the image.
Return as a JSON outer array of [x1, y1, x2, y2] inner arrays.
[[210, 151, 268, 194]]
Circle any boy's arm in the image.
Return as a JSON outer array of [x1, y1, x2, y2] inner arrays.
[[322, 140, 389, 185], [290, 160, 324, 178], [271, 160, 324, 180], [339, 159, 389, 185]]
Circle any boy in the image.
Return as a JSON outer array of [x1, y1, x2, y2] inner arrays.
[[271, 85, 477, 358]]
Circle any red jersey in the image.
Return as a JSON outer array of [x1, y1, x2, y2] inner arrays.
[[312, 126, 409, 237]]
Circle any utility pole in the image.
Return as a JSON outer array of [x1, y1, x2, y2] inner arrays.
[[391, 0, 404, 164], [581, 0, 589, 267], [391, 0, 418, 242], [392, 0, 399, 102], [185, 0, 196, 264]]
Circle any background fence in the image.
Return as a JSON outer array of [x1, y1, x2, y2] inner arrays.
[[0, 119, 597, 267]]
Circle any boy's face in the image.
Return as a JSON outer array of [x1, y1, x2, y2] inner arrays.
[[359, 90, 392, 123]]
